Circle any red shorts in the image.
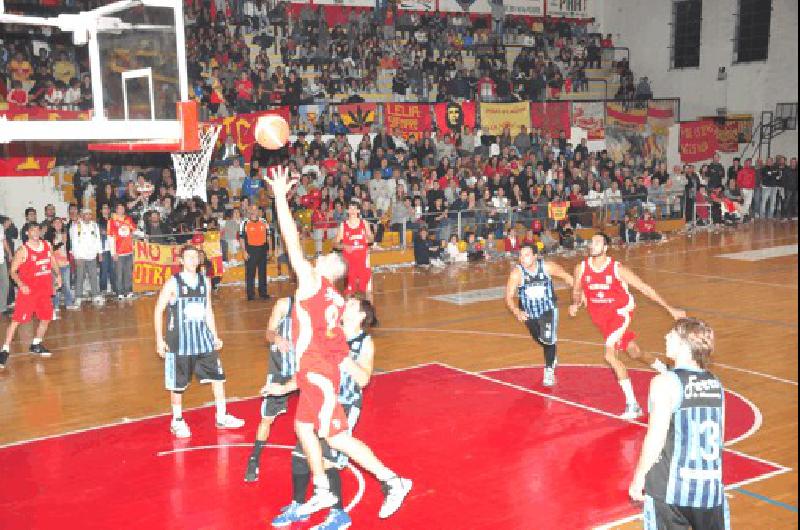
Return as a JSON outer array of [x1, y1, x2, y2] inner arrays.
[[589, 307, 637, 352], [13, 291, 54, 324], [296, 368, 348, 438], [344, 259, 372, 295]]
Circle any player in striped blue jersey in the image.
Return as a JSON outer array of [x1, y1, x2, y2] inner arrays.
[[154, 245, 244, 439], [505, 243, 575, 387], [629, 318, 729, 530], [244, 296, 297, 482], [269, 297, 376, 530]]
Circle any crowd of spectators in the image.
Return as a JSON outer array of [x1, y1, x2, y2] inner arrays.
[[1, 0, 648, 118]]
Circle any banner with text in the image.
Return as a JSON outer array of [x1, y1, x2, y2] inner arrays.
[[530, 101, 571, 139], [572, 101, 605, 140], [383, 103, 433, 138], [133, 234, 223, 292], [336, 103, 378, 134], [480, 101, 531, 135], [706, 115, 753, 153], [546, 0, 589, 18], [211, 107, 292, 162], [506, 0, 545, 16], [679, 121, 719, 163]]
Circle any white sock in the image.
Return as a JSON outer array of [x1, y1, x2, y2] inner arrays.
[[32, 338, 42, 345], [375, 468, 396, 483], [1, 344, 9, 352], [172, 404, 182, 421], [215, 400, 226, 421], [651, 359, 668, 374], [619, 378, 637, 405], [313, 474, 331, 491]]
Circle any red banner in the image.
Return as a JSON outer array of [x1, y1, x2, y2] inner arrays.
[[714, 117, 753, 153], [211, 107, 291, 162], [383, 103, 432, 138], [0, 156, 56, 177], [433, 101, 477, 135], [336, 103, 378, 134], [530, 102, 571, 138], [680, 121, 719, 163], [0, 106, 90, 121]]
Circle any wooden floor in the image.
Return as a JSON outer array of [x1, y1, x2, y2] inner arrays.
[[0, 220, 797, 528]]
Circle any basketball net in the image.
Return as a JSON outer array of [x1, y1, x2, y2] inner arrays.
[[172, 124, 221, 203]]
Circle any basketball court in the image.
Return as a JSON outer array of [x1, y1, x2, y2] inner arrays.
[[0, 222, 796, 528]]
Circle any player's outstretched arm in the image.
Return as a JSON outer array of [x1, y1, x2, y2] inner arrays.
[[629, 374, 675, 501], [154, 278, 177, 358], [544, 261, 574, 289], [505, 266, 527, 323], [341, 336, 375, 388], [617, 265, 686, 320], [569, 261, 584, 317], [264, 166, 313, 282]]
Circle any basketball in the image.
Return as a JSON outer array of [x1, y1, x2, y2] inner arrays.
[[254, 115, 290, 150]]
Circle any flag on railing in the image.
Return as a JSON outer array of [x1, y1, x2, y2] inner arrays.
[[383, 103, 433, 138], [680, 121, 719, 163], [479, 101, 531, 135], [337, 103, 378, 134], [531, 101, 571, 138], [434, 101, 477, 134], [572, 101, 605, 140]]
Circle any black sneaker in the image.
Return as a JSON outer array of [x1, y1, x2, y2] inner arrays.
[[29, 343, 52, 358], [0, 350, 9, 370], [244, 455, 260, 483]]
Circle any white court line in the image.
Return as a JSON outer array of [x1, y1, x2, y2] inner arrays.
[[637, 267, 798, 289], [378, 327, 799, 386], [718, 245, 799, 261], [155, 443, 366, 513], [0, 363, 437, 450], [478, 364, 763, 447]]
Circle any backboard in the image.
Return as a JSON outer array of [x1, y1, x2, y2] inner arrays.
[[0, 0, 194, 147]]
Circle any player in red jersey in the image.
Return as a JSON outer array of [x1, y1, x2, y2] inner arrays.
[[1, 223, 62, 369], [265, 166, 411, 522], [569, 233, 686, 419], [334, 201, 375, 302]]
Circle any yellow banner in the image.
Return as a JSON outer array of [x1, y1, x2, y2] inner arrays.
[[133, 233, 223, 291], [479, 102, 531, 135]]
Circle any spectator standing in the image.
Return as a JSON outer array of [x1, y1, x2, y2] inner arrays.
[[784, 157, 798, 219], [736, 158, 756, 220], [70, 208, 104, 307], [20, 207, 38, 245], [109, 204, 136, 300], [46, 217, 76, 312], [760, 157, 781, 218], [241, 205, 270, 301], [97, 203, 116, 295]]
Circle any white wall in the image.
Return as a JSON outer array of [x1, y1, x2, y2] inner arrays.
[[602, 0, 798, 162], [0, 175, 68, 228]]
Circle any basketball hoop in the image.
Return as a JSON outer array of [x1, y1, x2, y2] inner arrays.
[[172, 124, 221, 203]]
